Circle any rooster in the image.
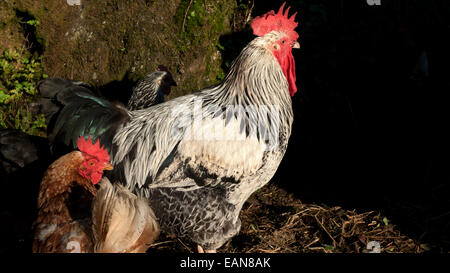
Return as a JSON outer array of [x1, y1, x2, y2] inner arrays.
[[33, 136, 159, 253], [46, 3, 299, 252]]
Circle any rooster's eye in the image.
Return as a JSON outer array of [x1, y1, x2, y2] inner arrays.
[[281, 40, 286, 44]]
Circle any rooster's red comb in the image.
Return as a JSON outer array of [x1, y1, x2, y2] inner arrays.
[[77, 135, 110, 162], [251, 2, 298, 40]]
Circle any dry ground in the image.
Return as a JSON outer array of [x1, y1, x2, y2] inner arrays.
[[149, 183, 424, 253]]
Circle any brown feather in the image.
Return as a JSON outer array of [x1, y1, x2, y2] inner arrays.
[[92, 177, 159, 253], [33, 151, 96, 253], [33, 151, 159, 253]]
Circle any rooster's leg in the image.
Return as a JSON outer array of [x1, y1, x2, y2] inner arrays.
[[197, 245, 216, 253]]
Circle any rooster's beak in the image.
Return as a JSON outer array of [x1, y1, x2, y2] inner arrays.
[[103, 162, 114, 171], [292, 41, 300, 49]]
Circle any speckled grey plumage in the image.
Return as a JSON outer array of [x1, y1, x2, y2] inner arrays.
[[127, 70, 176, 111], [112, 31, 294, 250]]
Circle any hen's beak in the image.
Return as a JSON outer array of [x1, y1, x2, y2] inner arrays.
[[292, 41, 300, 49], [103, 162, 114, 171]]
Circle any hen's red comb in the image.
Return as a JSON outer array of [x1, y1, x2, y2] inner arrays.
[[251, 2, 298, 40], [77, 135, 110, 162], [157, 65, 168, 72]]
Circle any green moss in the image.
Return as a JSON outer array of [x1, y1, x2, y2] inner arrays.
[[173, 0, 236, 88], [0, 47, 47, 136], [174, 0, 233, 50], [175, 0, 204, 48]]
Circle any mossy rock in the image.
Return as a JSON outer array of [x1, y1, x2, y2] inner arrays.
[[0, 0, 241, 98], [0, 2, 24, 51]]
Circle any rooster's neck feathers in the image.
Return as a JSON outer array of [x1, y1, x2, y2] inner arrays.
[[112, 33, 294, 191], [213, 32, 291, 106]]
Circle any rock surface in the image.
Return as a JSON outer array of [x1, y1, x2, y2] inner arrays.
[[0, 0, 240, 97]]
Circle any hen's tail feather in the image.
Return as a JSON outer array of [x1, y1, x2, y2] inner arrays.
[[92, 177, 160, 253], [37, 78, 95, 128], [38, 78, 93, 99]]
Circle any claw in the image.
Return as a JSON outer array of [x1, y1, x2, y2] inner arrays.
[[197, 245, 205, 253]]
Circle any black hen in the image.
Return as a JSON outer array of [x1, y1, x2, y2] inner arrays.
[[127, 65, 177, 110], [0, 129, 51, 252], [0, 129, 50, 177]]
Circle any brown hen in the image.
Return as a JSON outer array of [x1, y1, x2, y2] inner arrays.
[[32, 136, 159, 253]]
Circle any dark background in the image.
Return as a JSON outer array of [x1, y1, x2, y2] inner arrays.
[[233, 0, 449, 251]]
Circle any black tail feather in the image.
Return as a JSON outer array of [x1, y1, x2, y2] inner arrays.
[[38, 78, 130, 156], [38, 78, 96, 130]]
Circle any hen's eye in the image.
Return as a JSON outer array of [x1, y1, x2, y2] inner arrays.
[[89, 161, 95, 166], [281, 40, 286, 44]]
